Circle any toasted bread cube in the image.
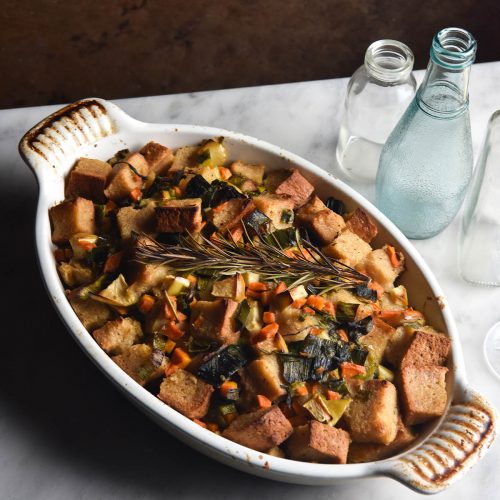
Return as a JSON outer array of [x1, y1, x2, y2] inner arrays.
[[112, 344, 165, 386], [345, 208, 378, 243], [65, 158, 112, 202], [384, 326, 415, 366], [347, 416, 415, 463], [245, 355, 286, 402], [296, 194, 327, 219], [170, 145, 199, 172], [117, 202, 157, 240], [286, 421, 350, 464], [104, 152, 149, 201], [49, 197, 96, 244], [252, 194, 295, 230], [139, 141, 173, 175], [401, 365, 448, 425], [67, 293, 112, 331], [362, 246, 404, 291], [93, 317, 143, 355], [158, 369, 214, 419], [275, 306, 320, 342], [240, 179, 258, 193], [230, 161, 265, 184], [344, 380, 398, 445], [400, 330, 451, 369], [156, 198, 202, 233], [210, 198, 256, 233], [267, 169, 314, 208], [190, 299, 240, 345], [127, 263, 172, 297], [360, 318, 395, 364], [323, 230, 372, 267], [222, 406, 293, 452], [58, 260, 94, 287]]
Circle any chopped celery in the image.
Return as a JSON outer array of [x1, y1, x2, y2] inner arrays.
[[167, 276, 191, 296], [303, 395, 331, 423], [377, 364, 395, 382], [324, 398, 351, 426]]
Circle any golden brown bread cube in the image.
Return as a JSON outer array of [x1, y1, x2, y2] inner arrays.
[[117, 202, 157, 240], [190, 299, 240, 345], [343, 379, 399, 445], [267, 168, 314, 208], [400, 330, 451, 370], [112, 344, 165, 386], [93, 317, 143, 355], [49, 197, 96, 244], [104, 152, 149, 201], [67, 293, 112, 331], [65, 158, 112, 202], [210, 198, 256, 233], [158, 369, 214, 419], [222, 406, 293, 452], [286, 421, 351, 464], [243, 355, 286, 402], [400, 365, 448, 425], [323, 230, 372, 267], [384, 326, 415, 367], [170, 145, 199, 172], [362, 246, 404, 291], [239, 179, 258, 193], [275, 306, 320, 342], [156, 198, 202, 233], [139, 141, 173, 175], [230, 161, 265, 184], [252, 194, 295, 230], [360, 318, 395, 364], [345, 208, 378, 243], [58, 260, 94, 287]]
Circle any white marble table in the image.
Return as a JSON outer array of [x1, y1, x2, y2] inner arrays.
[[1, 62, 500, 500]]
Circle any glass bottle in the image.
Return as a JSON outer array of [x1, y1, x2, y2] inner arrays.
[[336, 40, 416, 183], [375, 28, 477, 239]]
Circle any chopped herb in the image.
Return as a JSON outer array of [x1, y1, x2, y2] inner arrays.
[[197, 345, 250, 386]]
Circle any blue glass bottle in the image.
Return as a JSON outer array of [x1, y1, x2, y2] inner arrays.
[[375, 28, 477, 239]]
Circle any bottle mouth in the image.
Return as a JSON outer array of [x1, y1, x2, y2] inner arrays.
[[431, 27, 477, 69], [364, 40, 414, 83]]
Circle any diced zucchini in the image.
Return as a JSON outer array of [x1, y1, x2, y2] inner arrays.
[[167, 276, 191, 296], [377, 364, 395, 382], [324, 398, 351, 426], [198, 139, 227, 167], [239, 299, 262, 334]]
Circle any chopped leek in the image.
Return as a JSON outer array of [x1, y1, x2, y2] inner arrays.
[[324, 398, 351, 426]]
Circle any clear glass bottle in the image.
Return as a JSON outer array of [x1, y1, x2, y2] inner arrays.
[[336, 40, 416, 183], [376, 28, 477, 239]]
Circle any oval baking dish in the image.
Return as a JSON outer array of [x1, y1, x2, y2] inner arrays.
[[19, 98, 497, 494]]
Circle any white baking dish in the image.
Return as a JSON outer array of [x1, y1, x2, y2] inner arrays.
[[19, 98, 498, 494]]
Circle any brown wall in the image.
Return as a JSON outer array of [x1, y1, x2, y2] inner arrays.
[[1, 0, 498, 109]]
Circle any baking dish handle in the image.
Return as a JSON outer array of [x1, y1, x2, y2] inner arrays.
[[381, 386, 497, 494]]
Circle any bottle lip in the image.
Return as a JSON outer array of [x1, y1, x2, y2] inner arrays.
[[364, 39, 415, 83], [431, 27, 477, 69]]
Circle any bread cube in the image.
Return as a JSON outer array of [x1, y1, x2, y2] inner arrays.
[[362, 246, 404, 291], [252, 194, 295, 230], [112, 344, 165, 386], [400, 365, 448, 425], [323, 230, 372, 267], [222, 406, 293, 452], [384, 326, 415, 367], [360, 318, 395, 363], [117, 202, 157, 240], [343, 380, 398, 445], [65, 158, 112, 202], [158, 369, 214, 419], [400, 330, 451, 369], [104, 152, 149, 201], [170, 145, 199, 173], [230, 161, 265, 184], [286, 421, 350, 464], [156, 198, 202, 233], [267, 169, 314, 208], [139, 141, 173, 175], [190, 299, 240, 345], [49, 197, 96, 244], [240, 179, 258, 193], [244, 355, 286, 402], [345, 208, 378, 243], [275, 306, 320, 342], [210, 198, 256, 233], [67, 293, 112, 331], [93, 317, 143, 355], [58, 260, 94, 287]]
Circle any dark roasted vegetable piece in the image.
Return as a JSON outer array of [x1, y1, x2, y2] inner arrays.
[[155, 232, 182, 245], [244, 209, 271, 235], [326, 197, 346, 215], [335, 302, 359, 323], [264, 227, 297, 249], [343, 316, 374, 343], [351, 345, 369, 366], [281, 355, 314, 384], [203, 180, 245, 208], [197, 345, 250, 386], [354, 284, 378, 302], [185, 174, 211, 198]]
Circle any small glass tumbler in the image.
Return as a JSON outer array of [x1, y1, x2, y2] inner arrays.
[[336, 40, 417, 183], [459, 110, 500, 286]]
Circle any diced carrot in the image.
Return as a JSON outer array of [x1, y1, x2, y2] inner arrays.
[[77, 239, 96, 252], [165, 321, 185, 340], [164, 339, 176, 354], [54, 248, 66, 262], [310, 327, 323, 336], [220, 380, 238, 399], [326, 390, 341, 401], [260, 291, 272, 306], [173, 186, 182, 197], [341, 362, 367, 379], [229, 225, 243, 243], [130, 187, 143, 202], [246, 289, 262, 300], [284, 248, 296, 259], [263, 311, 276, 324], [218, 166, 232, 180], [138, 294, 155, 314], [385, 245, 400, 268], [206, 422, 219, 433], [302, 306, 315, 315], [378, 309, 405, 326], [310, 382, 321, 395], [248, 282, 269, 292], [294, 385, 309, 397], [306, 295, 326, 311], [103, 251, 123, 273], [260, 322, 279, 338], [176, 311, 188, 322], [193, 418, 207, 428], [166, 348, 191, 375], [186, 274, 197, 285], [291, 297, 307, 309], [323, 301, 335, 315], [368, 280, 384, 299], [256, 395, 272, 408], [337, 328, 349, 342], [274, 282, 287, 295], [163, 297, 177, 319], [105, 200, 117, 212]]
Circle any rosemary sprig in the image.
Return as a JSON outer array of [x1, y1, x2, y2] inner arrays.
[[134, 226, 369, 294]]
